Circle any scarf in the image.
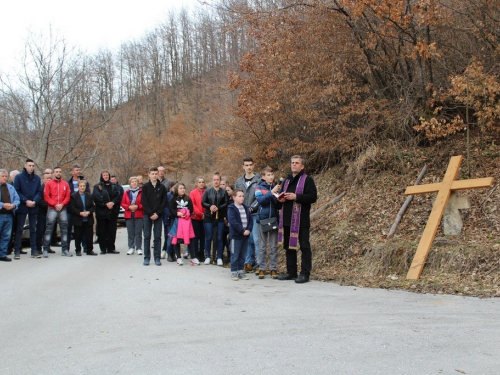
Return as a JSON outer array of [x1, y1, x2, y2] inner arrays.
[[278, 173, 307, 249], [129, 188, 140, 204]]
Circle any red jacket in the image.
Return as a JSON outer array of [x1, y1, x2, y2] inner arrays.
[[189, 188, 205, 221], [44, 179, 71, 208], [121, 188, 144, 219]]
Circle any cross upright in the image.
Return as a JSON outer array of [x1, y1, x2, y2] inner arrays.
[[404, 155, 494, 280]]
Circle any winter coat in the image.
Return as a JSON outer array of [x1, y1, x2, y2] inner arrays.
[[92, 173, 121, 220], [121, 188, 144, 219], [189, 188, 205, 221], [13, 168, 42, 214], [227, 203, 253, 240], [169, 208, 195, 245], [201, 187, 228, 222], [44, 178, 71, 209], [141, 181, 168, 217], [68, 192, 95, 226], [235, 173, 261, 214], [254, 180, 279, 224]]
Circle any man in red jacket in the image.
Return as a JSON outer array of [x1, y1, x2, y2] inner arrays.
[[42, 167, 72, 258]]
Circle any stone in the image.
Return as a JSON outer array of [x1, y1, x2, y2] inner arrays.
[[442, 191, 470, 235]]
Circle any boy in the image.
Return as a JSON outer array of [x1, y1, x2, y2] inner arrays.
[[227, 189, 253, 280]]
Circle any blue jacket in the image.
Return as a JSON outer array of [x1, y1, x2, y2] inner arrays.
[[254, 180, 279, 224], [163, 191, 173, 226], [227, 203, 253, 240], [13, 168, 42, 214], [0, 183, 20, 213]]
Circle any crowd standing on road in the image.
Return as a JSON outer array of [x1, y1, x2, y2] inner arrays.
[[0, 156, 317, 283]]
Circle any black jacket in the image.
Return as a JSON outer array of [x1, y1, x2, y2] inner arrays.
[[92, 173, 121, 219], [142, 181, 168, 217], [279, 170, 317, 228], [169, 195, 193, 217], [202, 187, 229, 222], [69, 192, 95, 226]]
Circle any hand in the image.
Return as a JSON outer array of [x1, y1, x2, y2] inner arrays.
[[243, 230, 250, 236], [210, 205, 218, 213], [106, 202, 114, 209], [129, 204, 137, 212], [177, 212, 185, 218], [271, 185, 281, 193], [150, 213, 159, 221], [26, 200, 35, 208], [3, 203, 14, 211], [284, 192, 296, 201], [55, 204, 64, 212]]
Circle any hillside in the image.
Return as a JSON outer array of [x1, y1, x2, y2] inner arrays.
[[302, 131, 500, 297]]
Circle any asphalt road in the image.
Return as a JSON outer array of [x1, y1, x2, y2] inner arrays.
[[1, 227, 499, 375]]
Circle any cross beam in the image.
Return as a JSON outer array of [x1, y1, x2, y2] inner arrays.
[[404, 155, 494, 280]]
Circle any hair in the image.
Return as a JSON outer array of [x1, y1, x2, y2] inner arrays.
[[242, 157, 254, 164], [195, 176, 205, 183], [168, 180, 177, 189], [25, 159, 34, 164], [262, 166, 274, 175], [212, 172, 221, 180], [9, 170, 20, 177], [221, 176, 229, 183], [149, 167, 158, 172], [291, 155, 305, 165], [77, 180, 87, 186], [173, 182, 187, 197], [232, 188, 244, 197], [227, 184, 235, 191], [70, 164, 81, 171], [128, 176, 138, 184], [0, 169, 8, 176], [54, 166, 62, 171]]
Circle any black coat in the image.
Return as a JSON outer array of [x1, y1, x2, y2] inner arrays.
[[279, 170, 317, 228], [92, 176, 121, 220], [69, 192, 95, 226], [142, 181, 168, 217]]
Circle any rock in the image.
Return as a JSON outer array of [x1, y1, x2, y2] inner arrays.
[[442, 191, 470, 235]]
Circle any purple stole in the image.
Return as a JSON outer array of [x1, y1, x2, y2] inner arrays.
[[278, 173, 307, 249]]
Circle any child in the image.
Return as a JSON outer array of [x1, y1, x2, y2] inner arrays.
[[227, 189, 253, 280], [168, 183, 199, 265], [121, 177, 143, 255]]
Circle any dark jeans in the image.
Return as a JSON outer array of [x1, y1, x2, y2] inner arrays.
[[163, 223, 174, 255], [74, 222, 93, 253], [282, 226, 312, 277], [143, 215, 162, 260], [15, 212, 37, 255], [230, 237, 248, 273], [96, 216, 118, 253], [36, 213, 46, 251], [204, 221, 225, 260], [191, 219, 205, 259]]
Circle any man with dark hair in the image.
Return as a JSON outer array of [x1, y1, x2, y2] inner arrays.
[[110, 175, 124, 200], [14, 159, 43, 259], [235, 157, 261, 273], [0, 169, 20, 262], [142, 167, 168, 266], [277, 155, 317, 284]]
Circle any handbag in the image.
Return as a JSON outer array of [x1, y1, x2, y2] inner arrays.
[[260, 217, 278, 233]]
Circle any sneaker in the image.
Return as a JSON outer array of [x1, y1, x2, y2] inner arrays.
[[143, 258, 150, 266], [258, 270, 265, 279], [62, 251, 73, 257], [182, 252, 189, 259], [161, 250, 166, 259], [271, 270, 278, 279], [244, 263, 253, 273], [127, 248, 135, 255], [238, 272, 249, 280], [217, 258, 223, 266], [155, 258, 162, 266], [204, 257, 211, 265], [177, 258, 183, 266], [14, 253, 20, 260], [167, 253, 175, 262], [231, 272, 239, 281], [43, 250, 48, 258], [191, 258, 200, 265], [254, 266, 260, 275], [137, 249, 143, 255], [31, 253, 42, 259]]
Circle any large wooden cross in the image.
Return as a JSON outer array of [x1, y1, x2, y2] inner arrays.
[[404, 155, 494, 280]]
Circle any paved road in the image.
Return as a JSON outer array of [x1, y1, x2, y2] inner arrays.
[[1, 227, 499, 375]]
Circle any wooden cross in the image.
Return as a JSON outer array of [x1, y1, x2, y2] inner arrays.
[[404, 155, 494, 280]]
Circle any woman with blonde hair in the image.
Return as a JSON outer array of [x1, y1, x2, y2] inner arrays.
[[121, 176, 144, 255]]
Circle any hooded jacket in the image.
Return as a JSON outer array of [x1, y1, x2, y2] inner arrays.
[[235, 173, 261, 214], [254, 180, 279, 224], [14, 168, 42, 214], [92, 173, 121, 219]]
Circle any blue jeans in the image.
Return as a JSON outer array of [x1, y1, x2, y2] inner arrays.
[[244, 215, 260, 266], [43, 208, 68, 252], [204, 221, 225, 259], [0, 214, 13, 257], [230, 237, 248, 273], [15, 212, 37, 255], [143, 215, 162, 260], [163, 222, 174, 255]]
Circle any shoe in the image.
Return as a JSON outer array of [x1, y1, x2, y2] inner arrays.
[[143, 258, 150, 266], [217, 258, 223, 266], [76, 252, 82, 256], [271, 270, 278, 279], [127, 248, 135, 255], [14, 253, 20, 260], [137, 249, 143, 255], [258, 270, 265, 279], [48, 249, 56, 253], [100, 251, 106, 254], [177, 258, 183, 266], [31, 253, 42, 258], [43, 250, 48, 258], [238, 272, 249, 280], [231, 272, 239, 281], [108, 250, 120, 254], [278, 273, 297, 281], [254, 266, 260, 275], [86, 251, 98, 256], [204, 257, 211, 265], [161, 250, 166, 259], [62, 251, 73, 257], [191, 258, 200, 265], [295, 275, 310, 284], [182, 252, 189, 259], [37, 250, 43, 255], [244, 263, 253, 273], [155, 258, 162, 266], [167, 254, 175, 262], [20, 250, 27, 254], [0, 256, 12, 262]]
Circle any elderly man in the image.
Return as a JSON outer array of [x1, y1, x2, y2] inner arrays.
[[0, 169, 20, 262], [157, 166, 171, 190], [277, 155, 317, 284]]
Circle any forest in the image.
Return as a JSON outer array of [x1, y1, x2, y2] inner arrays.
[[0, 0, 498, 181]]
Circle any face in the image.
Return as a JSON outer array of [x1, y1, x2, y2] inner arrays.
[[0, 173, 8, 185], [54, 168, 62, 180], [178, 184, 186, 195], [72, 167, 81, 178], [102, 172, 110, 181], [158, 167, 165, 178], [243, 161, 254, 174], [212, 175, 220, 188], [130, 179, 138, 189], [196, 179, 205, 190], [149, 171, 158, 182], [78, 182, 86, 194], [25, 161, 35, 174], [137, 176, 143, 185], [110, 177, 117, 184], [291, 158, 304, 175], [234, 192, 245, 205], [264, 172, 275, 184], [226, 186, 233, 195], [220, 180, 227, 190], [42, 174, 52, 183]]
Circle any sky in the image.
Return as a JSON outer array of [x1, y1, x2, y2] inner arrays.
[[0, 0, 203, 74]]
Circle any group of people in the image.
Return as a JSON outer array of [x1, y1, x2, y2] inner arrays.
[[0, 155, 317, 283]]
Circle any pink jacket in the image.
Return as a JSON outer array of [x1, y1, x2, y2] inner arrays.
[[171, 208, 195, 245]]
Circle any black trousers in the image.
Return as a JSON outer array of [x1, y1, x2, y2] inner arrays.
[[74, 222, 93, 253], [96, 217, 117, 253], [282, 226, 312, 277]]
